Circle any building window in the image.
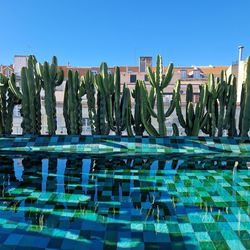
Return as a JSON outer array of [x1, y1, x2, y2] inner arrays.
[[193, 70, 200, 79], [180, 70, 187, 79], [91, 70, 98, 75], [144, 75, 149, 81], [130, 75, 137, 83]]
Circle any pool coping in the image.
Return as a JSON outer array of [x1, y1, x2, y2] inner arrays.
[[0, 135, 249, 156]]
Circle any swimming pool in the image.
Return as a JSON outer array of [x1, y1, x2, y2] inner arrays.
[[0, 153, 249, 249]]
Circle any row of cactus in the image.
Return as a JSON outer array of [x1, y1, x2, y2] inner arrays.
[[2, 54, 250, 137]]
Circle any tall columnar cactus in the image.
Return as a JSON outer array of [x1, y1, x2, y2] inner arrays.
[[138, 55, 175, 136], [203, 72, 237, 137], [223, 74, 237, 136], [94, 63, 112, 135], [175, 81, 208, 136], [104, 66, 131, 135], [131, 80, 147, 135], [0, 74, 20, 134], [81, 71, 98, 134], [37, 56, 64, 135], [240, 56, 250, 137], [63, 70, 84, 135], [9, 56, 42, 134]]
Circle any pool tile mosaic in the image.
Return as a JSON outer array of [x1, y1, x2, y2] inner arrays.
[[0, 155, 249, 249]]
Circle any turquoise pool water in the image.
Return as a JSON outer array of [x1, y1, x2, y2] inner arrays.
[[0, 153, 249, 249]]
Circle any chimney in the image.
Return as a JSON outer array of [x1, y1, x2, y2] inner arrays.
[[238, 45, 244, 63], [237, 45, 245, 103], [139, 56, 152, 73]]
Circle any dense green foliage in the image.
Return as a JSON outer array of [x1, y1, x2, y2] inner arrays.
[[1, 54, 250, 137]]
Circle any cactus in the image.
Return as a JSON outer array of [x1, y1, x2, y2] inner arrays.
[[203, 72, 237, 137], [37, 56, 64, 135], [94, 63, 131, 136], [81, 69, 110, 135], [240, 56, 250, 136], [94, 64, 111, 135], [140, 55, 175, 136], [0, 74, 20, 134], [81, 71, 97, 134], [239, 83, 245, 136], [131, 81, 147, 135], [175, 81, 208, 136], [223, 74, 237, 136], [63, 70, 84, 135], [9, 56, 42, 134]]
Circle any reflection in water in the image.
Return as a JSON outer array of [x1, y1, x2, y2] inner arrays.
[[0, 154, 250, 249]]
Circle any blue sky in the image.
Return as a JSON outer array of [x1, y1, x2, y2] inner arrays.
[[0, 0, 249, 67]]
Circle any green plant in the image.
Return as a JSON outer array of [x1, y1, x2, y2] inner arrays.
[[203, 72, 237, 136], [239, 56, 250, 136], [92, 63, 131, 135], [81, 71, 98, 134], [140, 55, 175, 136], [175, 81, 208, 136], [9, 56, 42, 134], [37, 56, 64, 135], [131, 81, 147, 135], [0, 74, 20, 134], [223, 74, 237, 136], [63, 70, 84, 135]]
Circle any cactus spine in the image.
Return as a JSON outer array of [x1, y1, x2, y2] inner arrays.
[[9, 56, 41, 134], [37, 56, 64, 135]]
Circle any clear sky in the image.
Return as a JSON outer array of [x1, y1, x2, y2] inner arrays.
[[0, 0, 249, 67]]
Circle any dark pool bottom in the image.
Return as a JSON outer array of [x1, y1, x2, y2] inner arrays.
[[0, 154, 249, 250]]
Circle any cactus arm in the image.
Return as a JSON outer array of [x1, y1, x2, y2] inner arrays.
[[156, 88, 166, 136], [43, 61, 55, 135], [126, 88, 133, 136], [165, 89, 176, 117], [146, 67, 156, 88], [200, 112, 210, 129], [55, 69, 64, 86], [139, 82, 159, 136], [8, 74, 23, 100], [26, 59, 37, 134], [172, 123, 179, 136], [175, 81, 186, 128], [148, 87, 156, 108], [239, 83, 245, 136], [114, 67, 121, 134], [147, 100, 157, 118], [161, 63, 174, 89], [156, 55, 163, 89]]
